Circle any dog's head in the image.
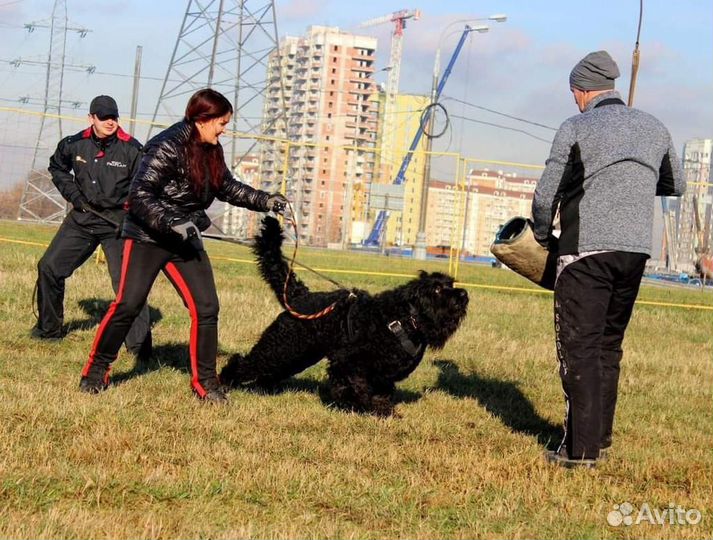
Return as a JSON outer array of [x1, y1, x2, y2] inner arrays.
[[404, 271, 469, 349]]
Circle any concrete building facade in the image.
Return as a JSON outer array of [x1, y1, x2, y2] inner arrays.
[[426, 170, 538, 257], [365, 92, 430, 247], [260, 26, 378, 247], [674, 138, 712, 272], [222, 155, 260, 238]]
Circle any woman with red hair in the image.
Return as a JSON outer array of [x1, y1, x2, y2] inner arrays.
[[80, 88, 287, 402]]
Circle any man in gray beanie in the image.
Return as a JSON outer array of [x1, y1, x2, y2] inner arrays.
[[532, 50, 685, 468]]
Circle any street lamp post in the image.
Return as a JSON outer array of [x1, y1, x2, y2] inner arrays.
[[413, 15, 506, 260]]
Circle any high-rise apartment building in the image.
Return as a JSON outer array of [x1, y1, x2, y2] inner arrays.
[[260, 26, 378, 247], [426, 170, 538, 257], [674, 138, 712, 272], [222, 155, 260, 237]]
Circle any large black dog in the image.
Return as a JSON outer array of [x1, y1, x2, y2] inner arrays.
[[220, 217, 469, 416]]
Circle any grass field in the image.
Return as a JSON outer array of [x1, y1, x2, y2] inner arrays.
[[0, 219, 711, 539]]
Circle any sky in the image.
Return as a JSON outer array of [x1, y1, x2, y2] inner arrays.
[[0, 0, 711, 188]]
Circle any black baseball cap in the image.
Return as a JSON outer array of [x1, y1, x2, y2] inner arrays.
[[89, 95, 119, 118]]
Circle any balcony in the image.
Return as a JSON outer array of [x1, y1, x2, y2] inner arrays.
[[353, 52, 374, 62], [351, 63, 375, 73]]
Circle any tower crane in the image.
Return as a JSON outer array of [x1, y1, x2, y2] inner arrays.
[[359, 9, 420, 167], [363, 24, 479, 247]]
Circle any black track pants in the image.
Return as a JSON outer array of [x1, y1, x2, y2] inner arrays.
[[35, 212, 151, 352], [82, 240, 220, 396], [554, 251, 648, 459]]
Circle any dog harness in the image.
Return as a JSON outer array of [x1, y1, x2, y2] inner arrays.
[[387, 305, 423, 357]]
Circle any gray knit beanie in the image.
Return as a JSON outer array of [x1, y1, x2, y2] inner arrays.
[[569, 50, 620, 90]]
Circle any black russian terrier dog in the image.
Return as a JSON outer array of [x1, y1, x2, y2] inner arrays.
[[220, 217, 469, 416]]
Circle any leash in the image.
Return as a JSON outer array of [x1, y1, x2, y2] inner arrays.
[[281, 201, 350, 320], [201, 232, 345, 289], [83, 205, 121, 230], [205, 206, 349, 320]]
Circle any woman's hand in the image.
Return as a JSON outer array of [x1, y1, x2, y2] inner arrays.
[[266, 193, 289, 215], [171, 219, 204, 252]]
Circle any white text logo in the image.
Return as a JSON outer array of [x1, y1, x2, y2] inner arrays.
[[607, 502, 702, 527]]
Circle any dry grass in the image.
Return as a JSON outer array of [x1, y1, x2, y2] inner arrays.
[[0, 219, 711, 539]]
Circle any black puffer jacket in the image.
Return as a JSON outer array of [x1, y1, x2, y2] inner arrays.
[[123, 121, 270, 243]]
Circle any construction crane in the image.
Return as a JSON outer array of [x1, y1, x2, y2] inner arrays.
[[359, 9, 420, 167], [363, 24, 480, 247]]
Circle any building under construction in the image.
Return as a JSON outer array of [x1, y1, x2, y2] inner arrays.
[[670, 138, 713, 275], [259, 26, 379, 247]]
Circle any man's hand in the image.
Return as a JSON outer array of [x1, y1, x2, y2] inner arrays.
[[534, 234, 549, 248], [535, 233, 558, 251], [171, 219, 204, 252], [70, 194, 89, 212], [266, 193, 289, 215]]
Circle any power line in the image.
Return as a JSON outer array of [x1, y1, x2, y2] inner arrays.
[[449, 113, 552, 143], [442, 95, 558, 131]]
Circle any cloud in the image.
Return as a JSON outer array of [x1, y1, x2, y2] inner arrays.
[[277, 0, 324, 23]]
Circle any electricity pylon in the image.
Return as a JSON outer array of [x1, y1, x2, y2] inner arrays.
[[149, 0, 286, 170], [17, 0, 92, 223]]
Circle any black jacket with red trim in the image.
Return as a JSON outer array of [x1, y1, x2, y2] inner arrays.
[[123, 120, 270, 243], [48, 126, 142, 223]]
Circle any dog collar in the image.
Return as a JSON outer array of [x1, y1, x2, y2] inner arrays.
[[388, 319, 423, 357]]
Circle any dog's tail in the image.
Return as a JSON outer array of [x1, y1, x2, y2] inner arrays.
[[253, 216, 310, 305]]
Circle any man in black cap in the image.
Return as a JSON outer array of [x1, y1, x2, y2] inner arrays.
[[532, 50, 685, 468], [32, 95, 152, 361]]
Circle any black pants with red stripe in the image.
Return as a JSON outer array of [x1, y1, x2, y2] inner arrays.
[[554, 251, 648, 460], [83, 239, 220, 396]]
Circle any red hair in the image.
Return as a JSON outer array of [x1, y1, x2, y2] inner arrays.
[[184, 88, 234, 194]]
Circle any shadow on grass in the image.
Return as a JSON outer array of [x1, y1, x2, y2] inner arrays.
[[231, 363, 423, 414], [64, 298, 162, 335], [433, 359, 561, 447], [111, 342, 192, 385]]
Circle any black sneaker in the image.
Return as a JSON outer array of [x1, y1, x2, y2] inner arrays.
[[202, 388, 228, 403], [544, 450, 598, 469], [79, 363, 111, 394], [193, 379, 228, 403]]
